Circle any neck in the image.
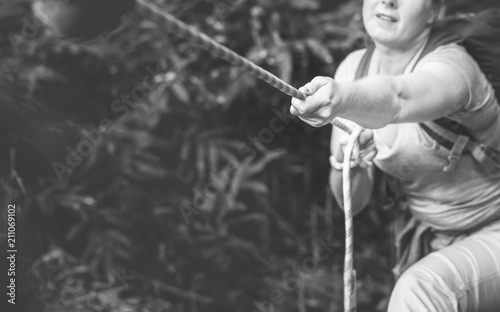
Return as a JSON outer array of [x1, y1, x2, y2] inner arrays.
[[375, 30, 431, 75]]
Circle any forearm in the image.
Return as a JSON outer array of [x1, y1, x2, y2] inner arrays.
[[292, 63, 468, 128], [336, 76, 403, 129]]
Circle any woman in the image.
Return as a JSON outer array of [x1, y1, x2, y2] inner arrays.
[[291, 0, 500, 311]]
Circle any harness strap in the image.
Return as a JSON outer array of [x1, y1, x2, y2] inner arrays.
[[444, 135, 469, 172], [420, 122, 500, 172], [354, 47, 374, 80]]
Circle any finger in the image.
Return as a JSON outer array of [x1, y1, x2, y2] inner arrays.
[[305, 76, 331, 95], [298, 116, 322, 127], [359, 150, 377, 168], [310, 76, 331, 92], [362, 149, 378, 163], [291, 98, 324, 117], [352, 141, 360, 161], [350, 157, 361, 168], [359, 143, 377, 159], [358, 129, 374, 146], [291, 91, 309, 116], [346, 143, 360, 168], [299, 85, 314, 96], [359, 159, 372, 169], [339, 141, 347, 154]]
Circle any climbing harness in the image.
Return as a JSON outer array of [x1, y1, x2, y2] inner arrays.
[[136, 1, 360, 310]]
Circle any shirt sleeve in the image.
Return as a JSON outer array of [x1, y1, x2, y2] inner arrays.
[[415, 43, 490, 114]]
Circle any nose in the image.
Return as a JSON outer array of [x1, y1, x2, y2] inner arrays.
[[382, 0, 398, 9]]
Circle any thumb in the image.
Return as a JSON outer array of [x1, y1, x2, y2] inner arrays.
[[300, 76, 331, 96]]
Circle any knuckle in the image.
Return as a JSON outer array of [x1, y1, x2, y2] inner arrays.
[[312, 76, 325, 84]]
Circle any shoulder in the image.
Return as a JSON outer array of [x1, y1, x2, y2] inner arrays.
[[334, 49, 367, 82], [417, 43, 476, 71], [416, 43, 480, 80], [416, 43, 491, 111]]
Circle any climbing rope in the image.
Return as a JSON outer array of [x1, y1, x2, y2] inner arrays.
[[136, 1, 358, 311], [136, 0, 352, 135], [342, 126, 362, 312]]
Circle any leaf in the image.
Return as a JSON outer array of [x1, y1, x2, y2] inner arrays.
[[263, 277, 289, 290], [171, 82, 191, 104], [130, 152, 169, 179], [244, 149, 287, 177], [196, 143, 207, 180], [290, 0, 320, 10], [277, 45, 293, 83], [208, 142, 219, 174], [219, 74, 252, 107], [240, 180, 268, 194], [225, 212, 268, 227], [153, 206, 177, 216], [306, 39, 334, 64], [66, 221, 88, 242]]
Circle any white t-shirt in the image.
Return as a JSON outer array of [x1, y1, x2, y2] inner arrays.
[[331, 43, 500, 231]]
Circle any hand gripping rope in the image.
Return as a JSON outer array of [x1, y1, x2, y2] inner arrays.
[[136, 1, 359, 310]]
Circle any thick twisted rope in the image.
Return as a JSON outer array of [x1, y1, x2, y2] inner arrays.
[[135, 1, 357, 311]]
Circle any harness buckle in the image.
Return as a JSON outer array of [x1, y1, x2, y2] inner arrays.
[[443, 135, 469, 172]]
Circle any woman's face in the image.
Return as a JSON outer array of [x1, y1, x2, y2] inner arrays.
[[363, 0, 436, 48]]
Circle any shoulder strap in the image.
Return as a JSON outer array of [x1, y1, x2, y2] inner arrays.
[[356, 27, 460, 79], [430, 118, 474, 139], [354, 46, 375, 80], [416, 23, 462, 65]]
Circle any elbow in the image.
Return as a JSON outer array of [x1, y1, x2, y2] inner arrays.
[[369, 77, 406, 128], [347, 77, 404, 129], [389, 77, 407, 124], [374, 77, 405, 126]]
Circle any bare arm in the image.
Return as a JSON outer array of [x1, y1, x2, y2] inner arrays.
[[291, 62, 470, 129]]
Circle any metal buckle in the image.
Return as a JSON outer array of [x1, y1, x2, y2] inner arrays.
[[443, 153, 461, 172], [443, 135, 469, 172]]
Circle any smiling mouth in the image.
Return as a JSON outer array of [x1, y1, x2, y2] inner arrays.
[[376, 13, 397, 22]]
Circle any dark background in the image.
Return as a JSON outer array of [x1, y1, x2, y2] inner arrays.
[[0, 0, 498, 311]]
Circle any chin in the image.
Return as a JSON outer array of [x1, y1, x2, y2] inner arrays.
[[367, 31, 398, 46]]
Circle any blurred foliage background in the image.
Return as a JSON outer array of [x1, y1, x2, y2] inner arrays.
[[0, 0, 498, 311]]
